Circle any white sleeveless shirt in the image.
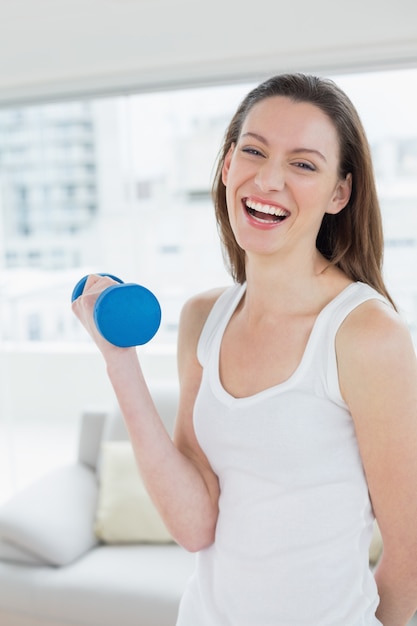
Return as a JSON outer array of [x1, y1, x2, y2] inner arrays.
[[176, 282, 387, 626]]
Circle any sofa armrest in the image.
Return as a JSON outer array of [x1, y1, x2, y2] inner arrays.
[[0, 463, 99, 567]]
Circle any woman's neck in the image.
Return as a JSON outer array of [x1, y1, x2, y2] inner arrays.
[[242, 250, 349, 318]]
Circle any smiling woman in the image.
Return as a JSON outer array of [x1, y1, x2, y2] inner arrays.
[[69, 72, 417, 626], [170, 73, 417, 626]]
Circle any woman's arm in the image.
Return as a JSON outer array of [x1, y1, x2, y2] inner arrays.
[[337, 299, 417, 626], [72, 275, 221, 551]]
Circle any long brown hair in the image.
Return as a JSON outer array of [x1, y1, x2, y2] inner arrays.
[[212, 73, 396, 308]]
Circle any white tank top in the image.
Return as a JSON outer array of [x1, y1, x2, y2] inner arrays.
[[177, 282, 388, 626]]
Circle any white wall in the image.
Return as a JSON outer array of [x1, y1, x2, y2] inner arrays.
[[0, 346, 177, 423], [0, 345, 177, 500]]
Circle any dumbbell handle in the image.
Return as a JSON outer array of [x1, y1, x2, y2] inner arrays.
[[72, 274, 161, 347], [71, 273, 124, 303]]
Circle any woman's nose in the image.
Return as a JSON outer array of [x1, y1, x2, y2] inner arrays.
[[254, 159, 285, 192]]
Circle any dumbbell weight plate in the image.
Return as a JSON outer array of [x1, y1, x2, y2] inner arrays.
[[94, 283, 161, 347]]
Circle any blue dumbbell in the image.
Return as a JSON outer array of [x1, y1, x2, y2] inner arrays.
[[71, 274, 161, 348]]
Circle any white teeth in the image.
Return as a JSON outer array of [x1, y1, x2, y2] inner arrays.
[[245, 199, 288, 217]]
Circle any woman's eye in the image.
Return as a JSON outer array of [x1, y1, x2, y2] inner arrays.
[[242, 147, 264, 157], [294, 161, 316, 171]]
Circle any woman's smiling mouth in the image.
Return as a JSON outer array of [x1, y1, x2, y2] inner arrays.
[[244, 198, 290, 224]]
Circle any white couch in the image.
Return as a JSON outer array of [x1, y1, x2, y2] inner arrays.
[[0, 383, 195, 626]]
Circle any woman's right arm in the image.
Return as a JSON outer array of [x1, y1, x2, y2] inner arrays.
[[72, 275, 222, 551]]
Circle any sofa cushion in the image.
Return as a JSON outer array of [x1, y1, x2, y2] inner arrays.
[[0, 544, 195, 626], [95, 441, 173, 544], [0, 464, 99, 566]]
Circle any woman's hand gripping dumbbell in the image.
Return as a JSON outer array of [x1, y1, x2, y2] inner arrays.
[[71, 274, 161, 347]]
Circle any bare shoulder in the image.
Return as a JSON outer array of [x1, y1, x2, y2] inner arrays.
[[178, 286, 228, 346], [336, 297, 417, 404], [337, 298, 412, 358], [180, 286, 229, 320], [176, 286, 228, 382]]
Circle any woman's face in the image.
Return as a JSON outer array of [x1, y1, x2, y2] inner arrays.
[[221, 96, 351, 262]]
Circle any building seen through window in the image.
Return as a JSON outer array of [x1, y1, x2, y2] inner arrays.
[[0, 68, 417, 346]]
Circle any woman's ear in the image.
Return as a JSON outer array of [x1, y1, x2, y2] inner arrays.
[[221, 144, 235, 186], [327, 173, 352, 215]]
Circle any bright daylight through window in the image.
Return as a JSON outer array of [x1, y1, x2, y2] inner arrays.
[[0, 67, 417, 349]]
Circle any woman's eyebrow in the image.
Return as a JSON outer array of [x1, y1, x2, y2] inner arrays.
[[241, 131, 268, 144], [241, 132, 327, 163], [292, 147, 327, 162]]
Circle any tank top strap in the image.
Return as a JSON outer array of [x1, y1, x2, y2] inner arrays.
[[316, 281, 389, 328], [197, 283, 246, 367], [308, 281, 391, 407]]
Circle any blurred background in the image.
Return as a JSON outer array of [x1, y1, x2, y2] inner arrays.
[[0, 0, 416, 502]]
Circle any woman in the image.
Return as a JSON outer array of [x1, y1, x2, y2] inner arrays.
[[73, 74, 417, 625]]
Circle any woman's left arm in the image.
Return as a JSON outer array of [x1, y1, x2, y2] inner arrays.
[[337, 299, 417, 626]]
